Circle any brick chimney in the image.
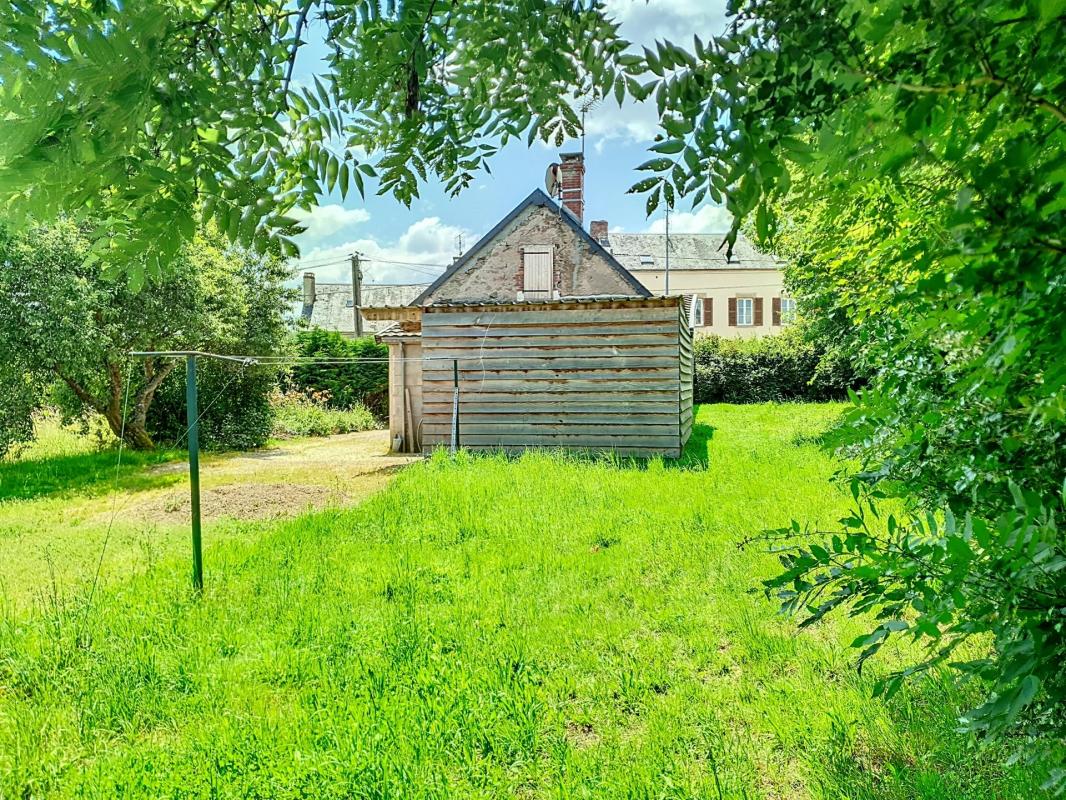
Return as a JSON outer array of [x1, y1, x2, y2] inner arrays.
[[590, 220, 608, 244], [558, 151, 584, 223], [302, 271, 316, 306]]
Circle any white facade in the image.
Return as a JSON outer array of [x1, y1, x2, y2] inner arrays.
[[629, 268, 793, 338], [601, 231, 794, 339]]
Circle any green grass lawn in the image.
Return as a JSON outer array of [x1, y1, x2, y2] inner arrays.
[[0, 404, 1044, 798]]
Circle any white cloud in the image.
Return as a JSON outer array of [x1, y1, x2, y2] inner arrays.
[[291, 204, 370, 247], [584, 0, 729, 148], [586, 99, 660, 150], [646, 204, 732, 234], [291, 216, 476, 286], [606, 0, 728, 49]]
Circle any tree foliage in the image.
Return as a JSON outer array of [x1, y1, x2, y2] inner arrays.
[[0, 0, 633, 285], [0, 220, 293, 452], [627, 0, 1065, 779]]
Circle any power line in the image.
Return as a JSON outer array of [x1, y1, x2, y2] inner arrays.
[[290, 256, 353, 270], [291, 256, 447, 278], [362, 282, 432, 287], [365, 257, 449, 269]]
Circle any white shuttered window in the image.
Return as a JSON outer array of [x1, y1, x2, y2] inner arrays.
[[522, 246, 553, 299]]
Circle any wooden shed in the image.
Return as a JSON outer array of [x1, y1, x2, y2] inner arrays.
[[380, 295, 694, 458]]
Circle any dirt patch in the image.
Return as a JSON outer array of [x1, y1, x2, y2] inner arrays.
[[107, 431, 419, 526], [565, 721, 600, 749], [128, 483, 345, 524]]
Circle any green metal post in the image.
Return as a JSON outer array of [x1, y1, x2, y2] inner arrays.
[[186, 355, 203, 592]]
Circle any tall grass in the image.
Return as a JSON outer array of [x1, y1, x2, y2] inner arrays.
[[270, 389, 379, 438], [0, 404, 1044, 798]]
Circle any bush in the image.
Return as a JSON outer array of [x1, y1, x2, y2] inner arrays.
[[149, 362, 281, 452], [271, 389, 378, 438], [288, 329, 388, 417], [693, 327, 860, 404]]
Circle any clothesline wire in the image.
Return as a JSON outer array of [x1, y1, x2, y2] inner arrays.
[[132, 352, 698, 366]]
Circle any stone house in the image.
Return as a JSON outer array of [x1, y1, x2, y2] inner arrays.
[[366, 152, 697, 455], [298, 274, 428, 336]]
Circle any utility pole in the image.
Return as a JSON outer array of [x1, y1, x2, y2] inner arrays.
[[664, 208, 671, 296], [351, 252, 363, 338]]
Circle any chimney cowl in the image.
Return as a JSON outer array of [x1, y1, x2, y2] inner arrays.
[[557, 151, 585, 224]]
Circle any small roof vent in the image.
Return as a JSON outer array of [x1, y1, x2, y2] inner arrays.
[[639, 254, 654, 265]]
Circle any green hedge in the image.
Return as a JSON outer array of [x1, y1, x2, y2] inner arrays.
[[287, 329, 389, 418], [693, 327, 859, 404]]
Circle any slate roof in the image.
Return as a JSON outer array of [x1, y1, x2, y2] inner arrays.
[[302, 283, 429, 334], [412, 189, 650, 305], [605, 231, 783, 271]]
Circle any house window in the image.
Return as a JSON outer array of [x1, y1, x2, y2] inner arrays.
[[639, 254, 654, 266], [780, 297, 797, 323], [522, 246, 553, 299], [690, 296, 703, 327], [736, 297, 754, 326]]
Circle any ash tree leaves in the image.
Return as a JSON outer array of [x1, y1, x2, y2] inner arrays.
[[0, 0, 634, 283], [643, 0, 1066, 784]]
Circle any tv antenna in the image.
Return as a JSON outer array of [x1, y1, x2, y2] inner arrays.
[[578, 94, 600, 159]]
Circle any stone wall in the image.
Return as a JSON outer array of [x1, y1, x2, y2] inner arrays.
[[422, 203, 638, 304]]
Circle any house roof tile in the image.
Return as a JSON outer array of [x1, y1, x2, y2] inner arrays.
[[606, 231, 783, 271], [302, 283, 428, 334]]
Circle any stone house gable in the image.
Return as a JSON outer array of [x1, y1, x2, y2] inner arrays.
[[414, 189, 649, 305]]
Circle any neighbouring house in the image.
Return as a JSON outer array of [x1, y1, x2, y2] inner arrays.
[[299, 272, 429, 336], [367, 152, 693, 456], [595, 227, 795, 338]]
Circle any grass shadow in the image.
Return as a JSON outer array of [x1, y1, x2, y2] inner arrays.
[[432, 421, 717, 474], [0, 447, 184, 502], [676, 423, 715, 469], [809, 668, 1043, 799]]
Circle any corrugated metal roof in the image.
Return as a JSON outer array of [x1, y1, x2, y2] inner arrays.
[[606, 231, 783, 271], [302, 283, 428, 334]]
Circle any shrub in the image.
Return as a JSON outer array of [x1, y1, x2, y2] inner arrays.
[[693, 326, 859, 404], [270, 389, 378, 439], [288, 329, 388, 417], [149, 363, 281, 452]]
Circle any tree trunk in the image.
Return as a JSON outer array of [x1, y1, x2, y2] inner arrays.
[[130, 358, 177, 436], [100, 407, 155, 450], [57, 361, 171, 451]]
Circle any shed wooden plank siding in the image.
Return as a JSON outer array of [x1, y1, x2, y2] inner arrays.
[[420, 297, 692, 457]]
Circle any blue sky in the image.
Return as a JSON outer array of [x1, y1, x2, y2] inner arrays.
[[291, 0, 729, 286]]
